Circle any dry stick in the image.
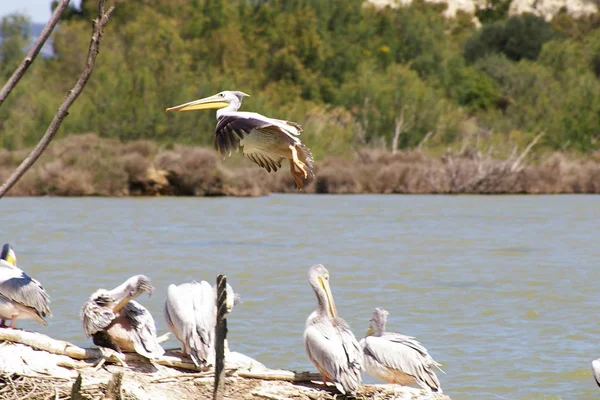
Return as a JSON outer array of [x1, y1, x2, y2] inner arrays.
[[511, 132, 545, 172], [213, 275, 228, 400], [70, 374, 83, 400], [0, 0, 70, 107], [0, 0, 115, 199]]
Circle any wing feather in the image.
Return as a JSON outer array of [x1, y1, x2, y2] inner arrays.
[[165, 281, 215, 366], [215, 112, 301, 174], [363, 333, 441, 391], [0, 262, 51, 319], [123, 300, 164, 358], [592, 359, 600, 387], [304, 316, 362, 394]]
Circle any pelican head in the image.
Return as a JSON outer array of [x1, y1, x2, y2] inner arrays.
[[97, 275, 154, 313], [308, 264, 338, 319], [226, 283, 241, 313], [0, 243, 17, 267], [366, 307, 389, 337], [166, 90, 250, 112]]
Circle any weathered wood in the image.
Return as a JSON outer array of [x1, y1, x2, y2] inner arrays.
[[0, 336, 452, 400], [0, 0, 115, 198], [70, 374, 83, 400], [213, 275, 228, 400], [105, 371, 124, 400], [235, 370, 322, 382]]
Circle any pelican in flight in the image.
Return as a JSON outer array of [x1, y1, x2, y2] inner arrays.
[[303, 264, 363, 394], [81, 275, 164, 359], [592, 359, 600, 387], [164, 280, 239, 367], [166, 91, 315, 190], [0, 243, 51, 328], [360, 308, 443, 392]]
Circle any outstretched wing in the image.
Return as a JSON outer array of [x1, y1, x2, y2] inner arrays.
[[0, 263, 51, 320], [214, 112, 302, 173], [214, 114, 272, 158]]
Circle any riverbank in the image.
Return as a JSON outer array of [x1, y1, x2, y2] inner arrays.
[[0, 329, 450, 400], [1, 134, 599, 196]]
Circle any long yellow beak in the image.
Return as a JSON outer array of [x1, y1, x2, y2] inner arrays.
[[365, 326, 374, 337], [165, 94, 230, 112], [319, 276, 338, 319]]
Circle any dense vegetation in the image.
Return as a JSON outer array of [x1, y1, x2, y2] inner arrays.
[[1, 0, 600, 160]]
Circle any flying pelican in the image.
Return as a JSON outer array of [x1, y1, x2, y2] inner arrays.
[[164, 280, 239, 367], [81, 275, 164, 359], [303, 264, 363, 394], [360, 308, 443, 392], [0, 243, 51, 328], [592, 359, 600, 387], [166, 90, 315, 190]]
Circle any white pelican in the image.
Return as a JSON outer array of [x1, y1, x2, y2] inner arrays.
[[81, 275, 164, 359], [0, 243, 51, 328], [592, 358, 600, 387], [166, 90, 315, 190], [164, 280, 239, 367], [360, 308, 443, 392], [303, 264, 363, 394]]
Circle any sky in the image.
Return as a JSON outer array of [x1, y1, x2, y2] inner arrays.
[[0, 0, 76, 23]]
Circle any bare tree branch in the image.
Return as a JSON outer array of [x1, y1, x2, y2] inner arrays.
[[391, 107, 405, 155], [0, 0, 70, 106], [0, 0, 115, 198], [511, 132, 545, 172]]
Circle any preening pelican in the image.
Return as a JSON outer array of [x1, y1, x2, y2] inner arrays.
[[164, 280, 239, 367], [360, 308, 443, 392], [0, 243, 51, 328], [166, 91, 315, 190], [81, 275, 164, 359], [592, 359, 600, 387], [303, 264, 363, 394]]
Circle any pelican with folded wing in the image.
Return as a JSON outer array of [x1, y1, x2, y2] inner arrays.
[[81, 275, 164, 359], [166, 91, 315, 190], [360, 307, 443, 392], [164, 280, 239, 367], [303, 264, 363, 394], [0, 243, 51, 328]]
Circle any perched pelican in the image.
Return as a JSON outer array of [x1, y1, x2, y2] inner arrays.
[[592, 359, 600, 387], [164, 280, 239, 367], [360, 308, 443, 392], [303, 264, 363, 394], [166, 91, 315, 190], [0, 243, 51, 328], [81, 275, 164, 359]]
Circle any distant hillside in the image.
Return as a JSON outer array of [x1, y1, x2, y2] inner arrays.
[[369, 0, 598, 18], [0, 21, 54, 57]]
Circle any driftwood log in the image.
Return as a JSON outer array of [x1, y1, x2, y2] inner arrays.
[[0, 329, 451, 400]]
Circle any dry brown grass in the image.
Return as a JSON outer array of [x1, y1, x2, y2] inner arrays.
[[1, 135, 599, 196]]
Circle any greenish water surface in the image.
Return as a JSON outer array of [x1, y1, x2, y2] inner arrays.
[[1, 195, 598, 399]]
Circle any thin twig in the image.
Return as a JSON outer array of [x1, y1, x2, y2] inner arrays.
[[0, 0, 71, 106], [511, 132, 545, 172], [0, 0, 115, 198]]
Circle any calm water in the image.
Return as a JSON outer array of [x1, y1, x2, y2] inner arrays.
[[1, 195, 598, 399]]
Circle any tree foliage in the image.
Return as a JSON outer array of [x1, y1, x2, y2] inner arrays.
[[1, 0, 599, 154]]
